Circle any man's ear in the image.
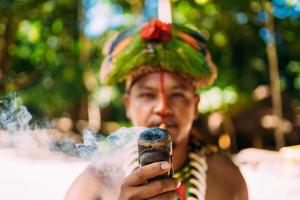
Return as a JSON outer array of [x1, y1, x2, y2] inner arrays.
[[123, 94, 131, 119]]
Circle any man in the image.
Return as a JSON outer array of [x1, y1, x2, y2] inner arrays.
[[66, 19, 248, 199]]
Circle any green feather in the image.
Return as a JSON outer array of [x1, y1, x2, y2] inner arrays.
[[105, 36, 211, 85]]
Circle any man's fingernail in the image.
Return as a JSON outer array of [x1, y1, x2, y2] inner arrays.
[[176, 181, 181, 189], [160, 162, 170, 170]]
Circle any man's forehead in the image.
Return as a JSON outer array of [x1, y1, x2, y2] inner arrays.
[[131, 72, 194, 90]]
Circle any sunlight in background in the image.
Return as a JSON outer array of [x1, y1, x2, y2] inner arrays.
[[95, 86, 118, 108], [252, 85, 270, 101], [158, 0, 172, 23], [199, 86, 238, 113], [218, 133, 231, 150], [17, 21, 41, 43], [235, 12, 249, 24], [213, 32, 227, 47], [261, 115, 293, 133], [208, 112, 223, 134], [83, 0, 126, 38], [273, 0, 300, 18], [195, 0, 210, 6]]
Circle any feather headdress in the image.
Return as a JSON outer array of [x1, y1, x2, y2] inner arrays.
[[100, 1, 217, 89]]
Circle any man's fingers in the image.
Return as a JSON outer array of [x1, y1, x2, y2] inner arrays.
[[130, 178, 179, 199], [119, 162, 176, 199], [125, 161, 171, 186], [146, 191, 178, 200]]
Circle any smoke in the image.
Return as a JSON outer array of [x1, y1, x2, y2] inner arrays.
[[0, 93, 81, 157], [76, 127, 144, 159], [0, 93, 69, 157], [0, 93, 32, 131], [0, 93, 42, 154], [0, 93, 145, 194], [75, 127, 145, 190]]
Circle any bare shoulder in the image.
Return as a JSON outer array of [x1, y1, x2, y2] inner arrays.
[[206, 153, 248, 200], [65, 165, 104, 200], [207, 153, 240, 174]]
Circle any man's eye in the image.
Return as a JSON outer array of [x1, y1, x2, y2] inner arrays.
[[170, 92, 185, 98]]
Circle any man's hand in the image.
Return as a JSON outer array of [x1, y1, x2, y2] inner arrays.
[[118, 161, 180, 200]]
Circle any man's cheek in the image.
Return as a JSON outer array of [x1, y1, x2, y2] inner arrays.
[[134, 111, 148, 125]]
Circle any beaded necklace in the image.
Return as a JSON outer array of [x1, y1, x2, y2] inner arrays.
[[174, 149, 207, 200]]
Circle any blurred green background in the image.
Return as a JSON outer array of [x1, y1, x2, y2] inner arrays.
[[0, 0, 299, 152]]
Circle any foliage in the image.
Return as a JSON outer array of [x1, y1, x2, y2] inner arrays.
[[0, 0, 86, 117]]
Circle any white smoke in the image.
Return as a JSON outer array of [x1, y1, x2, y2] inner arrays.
[[75, 127, 145, 191], [0, 93, 145, 197], [0, 93, 32, 131], [0, 93, 76, 157]]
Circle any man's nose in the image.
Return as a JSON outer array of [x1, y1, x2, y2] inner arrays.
[[153, 95, 172, 116]]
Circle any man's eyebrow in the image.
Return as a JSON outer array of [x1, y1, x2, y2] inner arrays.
[[136, 85, 156, 91], [171, 83, 190, 90]]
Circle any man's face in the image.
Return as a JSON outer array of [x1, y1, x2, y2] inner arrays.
[[125, 72, 199, 147]]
